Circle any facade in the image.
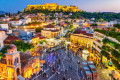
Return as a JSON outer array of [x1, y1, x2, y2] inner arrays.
[[41, 24, 60, 38], [92, 31, 104, 64], [10, 20, 23, 26], [0, 23, 9, 30], [93, 30, 120, 69], [24, 3, 82, 12], [70, 28, 93, 48], [0, 30, 7, 50], [0, 44, 41, 79]]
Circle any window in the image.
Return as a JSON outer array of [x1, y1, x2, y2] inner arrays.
[[17, 58, 19, 63], [8, 59, 10, 65], [11, 60, 12, 65], [11, 51, 13, 53], [1, 67, 3, 71]]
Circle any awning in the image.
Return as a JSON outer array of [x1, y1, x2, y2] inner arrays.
[[17, 75, 25, 80]]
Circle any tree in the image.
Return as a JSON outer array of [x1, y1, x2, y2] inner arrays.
[[0, 40, 33, 55], [10, 17, 17, 20], [17, 10, 21, 14], [49, 17, 55, 20], [20, 15, 24, 19], [69, 25, 74, 29], [12, 40, 33, 52], [91, 23, 98, 26], [114, 24, 120, 29], [8, 12, 11, 17], [0, 15, 5, 17], [35, 27, 43, 32]]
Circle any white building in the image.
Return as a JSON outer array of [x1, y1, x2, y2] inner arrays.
[[10, 20, 23, 26], [20, 19, 29, 25], [0, 30, 7, 50], [0, 23, 9, 30], [73, 22, 79, 28]]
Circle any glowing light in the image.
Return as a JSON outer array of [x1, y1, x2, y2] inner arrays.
[[50, 38, 54, 42], [83, 50, 89, 54], [36, 25, 39, 27]]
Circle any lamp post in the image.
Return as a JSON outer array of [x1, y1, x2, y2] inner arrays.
[[35, 66, 38, 80], [65, 42, 71, 54]]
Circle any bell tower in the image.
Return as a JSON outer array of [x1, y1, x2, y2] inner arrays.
[[5, 44, 21, 79]]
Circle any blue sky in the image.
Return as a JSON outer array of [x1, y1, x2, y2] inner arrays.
[[0, 0, 120, 13]]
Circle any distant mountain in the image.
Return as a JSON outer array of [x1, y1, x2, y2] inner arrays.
[[0, 11, 6, 15]]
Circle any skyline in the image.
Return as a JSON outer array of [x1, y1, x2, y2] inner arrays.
[[0, 0, 120, 13]]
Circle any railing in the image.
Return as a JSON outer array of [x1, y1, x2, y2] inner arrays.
[[93, 44, 101, 53], [93, 40, 102, 47]]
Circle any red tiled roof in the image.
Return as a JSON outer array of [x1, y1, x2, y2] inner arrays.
[[73, 29, 93, 37], [4, 36, 21, 44], [36, 34, 46, 39], [31, 36, 38, 39], [44, 24, 55, 28], [92, 26, 98, 29]]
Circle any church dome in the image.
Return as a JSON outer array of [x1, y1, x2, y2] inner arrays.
[[7, 44, 17, 54], [7, 44, 17, 50]]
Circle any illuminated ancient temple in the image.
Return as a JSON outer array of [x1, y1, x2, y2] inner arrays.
[[24, 3, 82, 12]]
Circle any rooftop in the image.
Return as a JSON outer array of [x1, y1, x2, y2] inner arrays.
[[44, 24, 55, 28], [4, 35, 21, 44], [73, 28, 93, 37], [7, 44, 17, 50], [20, 52, 36, 68]]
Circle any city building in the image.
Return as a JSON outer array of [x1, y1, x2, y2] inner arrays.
[[24, 3, 82, 12], [0, 44, 41, 80], [70, 28, 93, 49], [0, 30, 7, 50], [10, 20, 23, 26], [41, 24, 61, 38], [0, 23, 9, 30], [93, 29, 120, 72]]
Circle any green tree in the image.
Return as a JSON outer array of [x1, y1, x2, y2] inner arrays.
[[12, 40, 33, 52], [69, 25, 74, 29], [91, 23, 98, 26], [10, 17, 17, 20], [114, 24, 120, 29], [35, 27, 43, 32], [17, 10, 21, 14], [0, 40, 33, 55], [49, 17, 55, 20]]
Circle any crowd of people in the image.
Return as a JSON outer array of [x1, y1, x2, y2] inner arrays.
[[33, 48, 80, 80]]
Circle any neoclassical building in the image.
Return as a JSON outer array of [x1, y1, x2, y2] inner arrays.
[[0, 44, 40, 80], [70, 28, 93, 48], [41, 24, 61, 38]]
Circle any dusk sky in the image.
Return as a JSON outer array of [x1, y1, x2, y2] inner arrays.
[[0, 0, 120, 13]]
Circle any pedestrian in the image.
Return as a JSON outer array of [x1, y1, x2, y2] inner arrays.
[[46, 74, 48, 78], [62, 77, 66, 80], [74, 68, 76, 72]]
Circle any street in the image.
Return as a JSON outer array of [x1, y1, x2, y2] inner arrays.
[[32, 48, 85, 80]]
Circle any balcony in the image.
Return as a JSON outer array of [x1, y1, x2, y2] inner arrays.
[[93, 44, 101, 53], [94, 32, 105, 37], [93, 35, 103, 41], [93, 40, 102, 47]]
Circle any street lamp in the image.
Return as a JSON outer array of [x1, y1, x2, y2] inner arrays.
[[35, 66, 38, 80], [65, 42, 71, 54]]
